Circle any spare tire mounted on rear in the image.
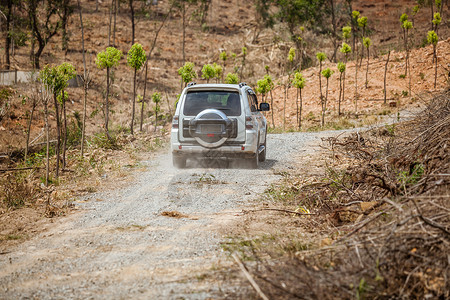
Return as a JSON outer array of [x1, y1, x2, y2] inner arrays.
[[189, 109, 235, 148]]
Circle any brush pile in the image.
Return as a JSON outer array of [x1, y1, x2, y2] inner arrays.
[[246, 90, 449, 299]]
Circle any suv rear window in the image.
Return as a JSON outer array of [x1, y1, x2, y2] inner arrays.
[[183, 91, 241, 116]]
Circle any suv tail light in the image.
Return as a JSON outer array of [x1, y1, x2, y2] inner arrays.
[[172, 115, 179, 129], [245, 116, 253, 129]]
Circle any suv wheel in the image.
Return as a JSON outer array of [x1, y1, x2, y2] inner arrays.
[[259, 133, 267, 162], [173, 155, 186, 169]]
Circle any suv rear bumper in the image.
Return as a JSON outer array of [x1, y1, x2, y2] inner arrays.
[[171, 129, 258, 159]]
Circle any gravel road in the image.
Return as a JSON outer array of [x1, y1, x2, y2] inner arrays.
[[0, 126, 390, 299]]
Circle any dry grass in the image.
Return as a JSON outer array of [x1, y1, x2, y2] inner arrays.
[[229, 89, 450, 299]]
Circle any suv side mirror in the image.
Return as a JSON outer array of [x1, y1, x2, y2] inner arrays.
[[259, 102, 270, 111]]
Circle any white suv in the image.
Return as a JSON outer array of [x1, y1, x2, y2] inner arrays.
[[171, 83, 270, 168]]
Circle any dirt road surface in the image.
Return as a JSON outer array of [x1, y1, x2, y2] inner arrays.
[[0, 117, 402, 299]]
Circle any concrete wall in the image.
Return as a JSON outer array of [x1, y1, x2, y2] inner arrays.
[[0, 70, 37, 85]]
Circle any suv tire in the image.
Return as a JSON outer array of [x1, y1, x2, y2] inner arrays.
[[259, 133, 267, 162]]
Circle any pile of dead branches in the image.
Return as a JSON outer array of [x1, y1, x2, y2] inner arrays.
[[240, 90, 449, 299]]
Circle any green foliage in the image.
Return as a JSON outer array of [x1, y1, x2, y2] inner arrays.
[[432, 12, 441, 26], [201, 64, 216, 82], [39, 63, 76, 95], [337, 62, 346, 73], [95, 47, 123, 69], [256, 75, 273, 95], [321, 67, 333, 79], [213, 63, 223, 81], [126, 43, 146, 71], [178, 62, 197, 84], [340, 42, 352, 55], [400, 13, 408, 24], [413, 5, 420, 15], [342, 26, 351, 40], [57, 90, 68, 104], [352, 10, 360, 20], [363, 37, 372, 48], [225, 73, 239, 84], [436, 0, 442, 9], [288, 47, 296, 62], [427, 30, 438, 45], [152, 92, 161, 113], [316, 52, 327, 62], [242, 46, 247, 56], [292, 71, 305, 89], [357, 16, 368, 29], [402, 20, 413, 30], [219, 50, 227, 62]]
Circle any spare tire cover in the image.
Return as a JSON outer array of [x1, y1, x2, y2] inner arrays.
[[191, 109, 229, 148]]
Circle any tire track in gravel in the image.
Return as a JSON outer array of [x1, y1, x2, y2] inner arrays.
[[0, 130, 372, 299]]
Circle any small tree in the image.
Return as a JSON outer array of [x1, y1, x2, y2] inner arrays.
[[432, 12, 441, 34], [321, 68, 333, 127], [340, 42, 352, 115], [220, 50, 227, 81], [400, 13, 410, 76], [427, 30, 438, 88], [403, 20, 413, 95], [352, 10, 360, 60], [202, 64, 216, 83], [152, 92, 161, 130], [240, 46, 247, 79], [225, 72, 239, 84], [363, 37, 371, 88], [292, 71, 306, 129], [342, 26, 351, 43], [178, 62, 197, 90], [357, 16, 368, 67], [316, 52, 327, 107], [127, 43, 146, 134], [56, 62, 76, 169], [96, 47, 123, 139], [256, 76, 270, 103], [213, 63, 223, 83], [337, 62, 346, 116]]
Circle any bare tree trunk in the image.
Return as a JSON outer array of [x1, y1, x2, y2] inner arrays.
[[130, 0, 135, 45], [296, 87, 299, 128], [322, 78, 329, 127], [434, 45, 437, 88], [61, 0, 70, 53], [130, 68, 137, 134], [182, 1, 186, 64], [44, 93, 49, 186], [62, 91, 67, 169], [330, 0, 338, 63], [283, 84, 287, 131], [108, 0, 113, 46], [113, 0, 117, 46], [355, 60, 358, 113], [365, 46, 369, 88], [338, 72, 343, 115], [105, 67, 111, 139], [141, 2, 174, 130], [342, 71, 346, 114], [318, 61, 323, 106], [299, 88, 303, 129], [78, 0, 89, 158], [25, 98, 37, 163], [53, 93, 61, 179], [5, 0, 12, 69], [384, 50, 391, 104], [269, 89, 274, 128]]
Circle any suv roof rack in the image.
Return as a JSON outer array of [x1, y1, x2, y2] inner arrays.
[[238, 82, 247, 88], [187, 82, 197, 87]]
